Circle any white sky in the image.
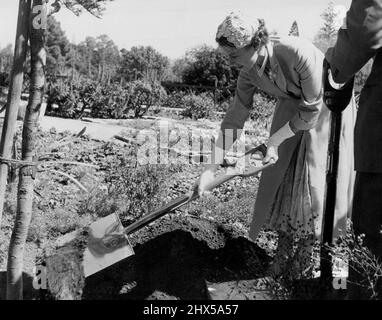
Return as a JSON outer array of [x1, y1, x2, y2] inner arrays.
[[0, 0, 351, 59]]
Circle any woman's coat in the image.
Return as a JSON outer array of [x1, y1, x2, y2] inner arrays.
[[220, 36, 356, 241]]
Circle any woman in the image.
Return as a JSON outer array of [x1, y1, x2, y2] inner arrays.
[[197, 12, 356, 277]]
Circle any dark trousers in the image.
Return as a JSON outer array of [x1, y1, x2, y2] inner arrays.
[[348, 172, 382, 299]]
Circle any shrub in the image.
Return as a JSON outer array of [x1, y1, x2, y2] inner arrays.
[[46, 78, 167, 119], [89, 83, 125, 119], [125, 80, 167, 118], [329, 221, 382, 299], [162, 91, 185, 109], [105, 84, 132, 119], [46, 79, 75, 117], [180, 92, 216, 120], [78, 162, 183, 225], [46, 78, 98, 119]]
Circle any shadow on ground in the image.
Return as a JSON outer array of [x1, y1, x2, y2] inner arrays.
[[0, 272, 35, 300]]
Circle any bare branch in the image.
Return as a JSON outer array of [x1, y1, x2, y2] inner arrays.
[[49, 169, 89, 192]]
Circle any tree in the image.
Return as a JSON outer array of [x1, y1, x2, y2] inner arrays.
[[118, 46, 170, 82], [0, 44, 14, 88], [51, 0, 113, 18], [312, 2, 371, 92], [313, 2, 341, 52], [0, 0, 114, 228], [289, 21, 300, 37], [0, 44, 14, 75], [74, 36, 98, 77], [45, 15, 71, 75], [171, 57, 190, 83], [72, 35, 120, 83], [0, 0, 31, 229], [93, 35, 120, 84], [46, 2, 116, 79], [6, 0, 46, 299], [4, 0, 114, 300], [181, 45, 240, 88]]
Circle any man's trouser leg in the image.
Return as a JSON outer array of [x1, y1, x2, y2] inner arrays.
[[349, 172, 382, 299]]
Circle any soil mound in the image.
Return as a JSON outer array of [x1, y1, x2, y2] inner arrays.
[[82, 216, 271, 300]]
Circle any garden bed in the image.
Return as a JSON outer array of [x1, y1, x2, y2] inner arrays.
[[0, 124, 274, 300]]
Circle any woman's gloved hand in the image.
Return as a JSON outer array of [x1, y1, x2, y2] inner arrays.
[[263, 145, 279, 165], [195, 168, 216, 196], [263, 122, 295, 165], [192, 145, 225, 197]]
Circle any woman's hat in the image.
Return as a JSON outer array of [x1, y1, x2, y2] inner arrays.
[[216, 11, 260, 49]]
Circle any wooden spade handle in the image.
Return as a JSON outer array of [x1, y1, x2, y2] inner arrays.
[[123, 167, 270, 236]]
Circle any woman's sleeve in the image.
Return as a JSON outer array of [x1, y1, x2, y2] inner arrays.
[[290, 42, 323, 131], [221, 69, 255, 141]]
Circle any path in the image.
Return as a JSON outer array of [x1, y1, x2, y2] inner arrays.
[[38, 116, 131, 142]]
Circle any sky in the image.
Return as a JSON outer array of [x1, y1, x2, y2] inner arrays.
[[0, 0, 351, 60]]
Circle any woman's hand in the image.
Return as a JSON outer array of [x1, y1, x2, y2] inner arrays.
[[263, 122, 296, 165], [191, 139, 225, 199], [198, 169, 216, 196], [193, 168, 216, 197], [263, 145, 279, 165]]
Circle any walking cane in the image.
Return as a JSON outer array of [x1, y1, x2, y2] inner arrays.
[[320, 59, 355, 285]]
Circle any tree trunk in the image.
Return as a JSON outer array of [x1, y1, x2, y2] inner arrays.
[[107, 69, 111, 85], [0, 0, 31, 227], [97, 63, 101, 81], [88, 57, 91, 78], [7, 0, 46, 300], [101, 64, 105, 83]]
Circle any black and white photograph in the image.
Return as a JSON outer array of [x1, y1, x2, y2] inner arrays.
[[0, 0, 381, 308]]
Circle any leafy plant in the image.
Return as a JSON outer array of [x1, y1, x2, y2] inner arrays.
[[45, 77, 100, 118], [79, 162, 182, 225], [46, 78, 167, 119], [181, 45, 240, 88], [118, 46, 170, 83], [180, 92, 216, 120], [162, 91, 185, 109], [329, 221, 382, 299], [125, 80, 167, 118]]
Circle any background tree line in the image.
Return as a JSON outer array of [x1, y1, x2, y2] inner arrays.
[[1, 3, 372, 95], [0, 15, 241, 88], [2, 2, 372, 124]]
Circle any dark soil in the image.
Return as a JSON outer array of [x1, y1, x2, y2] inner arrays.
[[81, 215, 271, 300]]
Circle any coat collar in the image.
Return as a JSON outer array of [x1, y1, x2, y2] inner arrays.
[[265, 42, 288, 93], [255, 48, 268, 77]]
